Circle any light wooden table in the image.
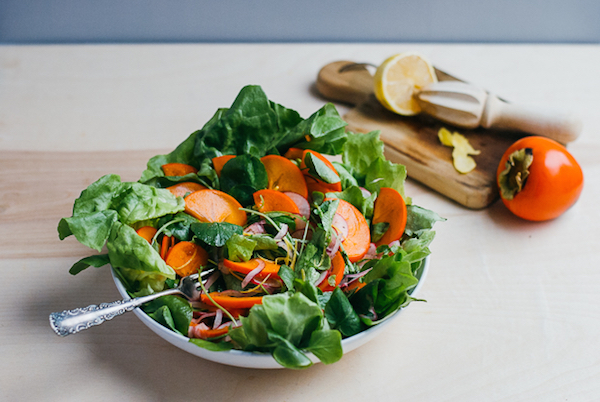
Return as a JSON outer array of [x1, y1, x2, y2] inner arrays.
[[1, 43, 599, 401]]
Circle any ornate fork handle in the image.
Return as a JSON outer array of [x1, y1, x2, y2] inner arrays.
[[49, 291, 175, 336]]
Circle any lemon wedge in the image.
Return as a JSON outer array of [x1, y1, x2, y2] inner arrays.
[[374, 52, 438, 116]]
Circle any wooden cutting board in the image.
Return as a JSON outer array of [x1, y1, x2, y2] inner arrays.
[[316, 61, 525, 209]]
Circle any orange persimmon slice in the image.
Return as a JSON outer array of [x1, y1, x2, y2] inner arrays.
[[253, 189, 300, 214], [260, 154, 308, 198], [212, 155, 236, 177], [166, 182, 207, 198], [327, 198, 370, 262], [372, 187, 407, 247], [136, 226, 157, 243], [318, 251, 345, 292], [200, 293, 263, 309], [223, 258, 281, 280], [165, 241, 209, 277], [162, 163, 198, 177], [190, 323, 231, 339], [185, 189, 247, 226]]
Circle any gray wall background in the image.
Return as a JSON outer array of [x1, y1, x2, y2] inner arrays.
[[1, 0, 599, 44]]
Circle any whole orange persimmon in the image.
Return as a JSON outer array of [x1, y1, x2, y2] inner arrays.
[[497, 136, 583, 221]]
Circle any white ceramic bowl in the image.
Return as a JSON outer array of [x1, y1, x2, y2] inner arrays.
[[111, 256, 429, 369]]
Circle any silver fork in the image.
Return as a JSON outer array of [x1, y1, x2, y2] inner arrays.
[[49, 269, 214, 337]]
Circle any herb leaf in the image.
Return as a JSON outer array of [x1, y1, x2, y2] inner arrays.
[[190, 222, 243, 247], [303, 152, 341, 184]]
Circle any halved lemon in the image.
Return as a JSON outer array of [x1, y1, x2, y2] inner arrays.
[[373, 52, 437, 116]]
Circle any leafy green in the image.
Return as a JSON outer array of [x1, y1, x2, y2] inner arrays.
[[72, 174, 123, 215], [405, 205, 446, 237], [246, 211, 297, 233], [342, 131, 385, 185], [364, 158, 407, 198], [324, 287, 364, 337], [293, 278, 320, 306], [68, 254, 111, 275], [58, 210, 118, 252], [229, 292, 343, 369], [189, 338, 234, 351], [144, 295, 193, 336], [370, 222, 390, 243], [304, 330, 343, 364], [342, 131, 407, 198], [303, 152, 341, 184], [278, 264, 296, 291], [247, 234, 279, 251], [312, 199, 339, 238], [294, 240, 330, 284], [331, 161, 359, 189], [192, 86, 283, 166], [157, 212, 199, 242], [107, 222, 175, 295], [58, 174, 185, 252], [58, 175, 184, 290], [219, 154, 268, 205], [190, 221, 243, 247], [226, 233, 257, 262], [110, 182, 186, 225], [139, 107, 226, 185], [326, 185, 376, 221], [351, 255, 420, 325], [275, 103, 348, 155]]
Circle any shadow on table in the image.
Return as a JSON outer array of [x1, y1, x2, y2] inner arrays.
[[483, 197, 556, 231]]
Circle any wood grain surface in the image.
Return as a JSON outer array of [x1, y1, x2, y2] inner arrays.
[[0, 150, 163, 259], [316, 61, 524, 209]]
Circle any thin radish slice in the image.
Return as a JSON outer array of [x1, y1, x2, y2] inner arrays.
[[241, 259, 266, 288], [277, 240, 291, 257], [192, 322, 211, 338], [332, 213, 349, 240], [244, 221, 266, 235], [284, 192, 310, 218], [388, 240, 401, 248], [216, 321, 236, 330], [315, 269, 329, 287], [340, 268, 372, 287], [203, 270, 221, 292], [326, 230, 342, 257], [364, 243, 378, 260], [213, 309, 223, 329], [359, 187, 372, 198], [274, 223, 289, 241]]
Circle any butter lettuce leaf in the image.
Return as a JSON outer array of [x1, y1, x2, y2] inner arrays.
[[107, 221, 175, 295], [229, 292, 343, 368], [342, 131, 385, 185], [341, 131, 407, 197], [58, 175, 184, 253], [58, 210, 118, 252], [110, 182, 185, 225]]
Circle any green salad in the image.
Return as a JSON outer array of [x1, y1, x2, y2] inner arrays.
[[58, 85, 444, 369]]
